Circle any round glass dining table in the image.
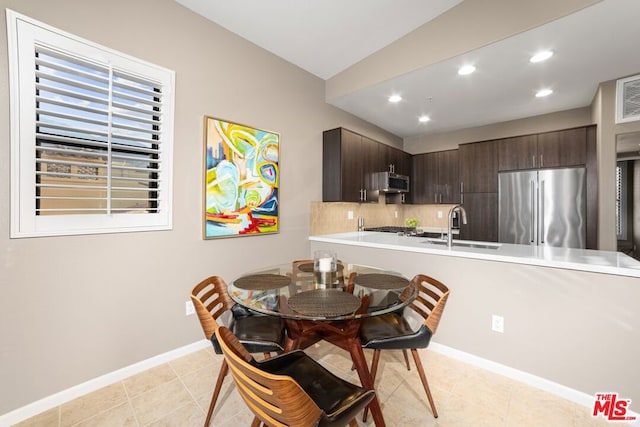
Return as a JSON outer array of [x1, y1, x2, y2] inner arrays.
[[228, 261, 417, 320], [227, 260, 417, 427]]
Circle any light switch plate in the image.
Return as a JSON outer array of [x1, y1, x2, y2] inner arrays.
[[185, 300, 195, 316]]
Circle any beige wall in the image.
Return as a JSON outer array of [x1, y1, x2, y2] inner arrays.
[[0, 0, 400, 414], [310, 241, 640, 405], [403, 107, 593, 154]]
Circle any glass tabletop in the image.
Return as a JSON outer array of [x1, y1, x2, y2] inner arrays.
[[228, 261, 417, 320]]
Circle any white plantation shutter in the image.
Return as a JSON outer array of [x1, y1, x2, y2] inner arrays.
[[7, 10, 175, 237]]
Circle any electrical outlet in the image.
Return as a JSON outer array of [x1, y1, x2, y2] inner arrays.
[[185, 300, 195, 316], [347, 210, 354, 220], [491, 314, 504, 333], [394, 211, 398, 218], [437, 210, 443, 219]]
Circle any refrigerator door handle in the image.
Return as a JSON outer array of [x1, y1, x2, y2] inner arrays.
[[539, 180, 545, 244], [530, 181, 535, 243]]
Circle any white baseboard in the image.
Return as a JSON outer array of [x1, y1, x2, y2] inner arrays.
[[429, 341, 640, 426], [2, 339, 638, 427], [0, 339, 210, 427]]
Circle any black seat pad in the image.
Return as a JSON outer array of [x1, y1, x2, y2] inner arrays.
[[359, 312, 432, 350], [256, 351, 375, 427], [211, 315, 285, 354]]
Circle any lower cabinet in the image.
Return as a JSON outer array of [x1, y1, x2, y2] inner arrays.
[[459, 193, 498, 242]]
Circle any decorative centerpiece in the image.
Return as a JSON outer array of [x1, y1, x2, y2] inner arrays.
[[313, 250, 338, 288]]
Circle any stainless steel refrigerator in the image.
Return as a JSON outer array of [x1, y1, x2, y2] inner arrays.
[[498, 167, 586, 248]]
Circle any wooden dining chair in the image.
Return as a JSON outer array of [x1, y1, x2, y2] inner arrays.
[[358, 274, 450, 420], [190, 276, 286, 426], [215, 325, 375, 427]]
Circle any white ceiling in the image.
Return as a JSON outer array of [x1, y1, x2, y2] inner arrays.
[[176, 0, 640, 139]]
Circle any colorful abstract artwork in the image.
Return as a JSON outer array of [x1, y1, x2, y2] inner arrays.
[[203, 117, 279, 238]]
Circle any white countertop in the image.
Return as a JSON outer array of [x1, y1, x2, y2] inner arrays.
[[309, 232, 640, 278]]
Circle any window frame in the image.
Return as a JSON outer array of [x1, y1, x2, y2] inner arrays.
[[6, 9, 175, 238]]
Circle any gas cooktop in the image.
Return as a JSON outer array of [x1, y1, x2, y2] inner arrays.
[[363, 226, 413, 233]]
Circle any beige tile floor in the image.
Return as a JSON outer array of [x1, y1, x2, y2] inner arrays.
[[14, 342, 629, 427]]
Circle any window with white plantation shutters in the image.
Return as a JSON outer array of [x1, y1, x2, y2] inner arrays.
[[7, 10, 175, 238]]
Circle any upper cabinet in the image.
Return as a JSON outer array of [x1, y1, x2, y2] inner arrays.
[[411, 149, 459, 204], [459, 140, 498, 193], [536, 127, 587, 168], [380, 144, 412, 176], [498, 135, 538, 171], [498, 127, 587, 171], [322, 128, 408, 203]]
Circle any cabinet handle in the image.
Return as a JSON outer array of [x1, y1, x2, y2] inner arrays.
[[460, 182, 464, 204], [363, 188, 367, 201], [439, 193, 442, 203], [540, 155, 543, 168], [402, 194, 405, 203], [532, 155, 536, 167]]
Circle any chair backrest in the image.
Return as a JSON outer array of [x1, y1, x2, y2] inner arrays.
[[190, 276, 235, 340], [408, 274, 450, 334], [215, 326, 324, 427]]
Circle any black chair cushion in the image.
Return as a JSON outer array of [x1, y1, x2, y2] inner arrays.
[[255, 351, 375, 427], [359, 312, 432, 350], [211, 315, 285, 354]]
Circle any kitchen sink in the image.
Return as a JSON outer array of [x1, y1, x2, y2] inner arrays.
[[421, 238, 502, 250]]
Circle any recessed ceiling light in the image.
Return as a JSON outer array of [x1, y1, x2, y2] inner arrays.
[[458, 65, 476, 76], [388, 94, 402, 103], [418, 115, 430, 123], [536, 89, 553, 97], [530, 50, 554, 63]]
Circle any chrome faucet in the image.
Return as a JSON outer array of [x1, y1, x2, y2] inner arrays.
[[447, 204, 467, 247]]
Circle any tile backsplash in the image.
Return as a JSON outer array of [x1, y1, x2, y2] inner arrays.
[[310, 200, 458, 235]]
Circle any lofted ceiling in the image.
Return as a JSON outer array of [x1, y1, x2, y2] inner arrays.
[[175, 0, 640, 139]]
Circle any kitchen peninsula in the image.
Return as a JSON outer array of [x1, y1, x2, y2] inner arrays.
[[311, 231, 640, 278], [309, 231, 640, 412]]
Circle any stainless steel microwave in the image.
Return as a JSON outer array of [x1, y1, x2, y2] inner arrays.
[[376, 171, 410, 193]]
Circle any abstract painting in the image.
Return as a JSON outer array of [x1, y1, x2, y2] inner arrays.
[[203, 116, 279, 238]]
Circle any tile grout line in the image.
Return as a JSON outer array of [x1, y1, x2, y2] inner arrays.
[[120, 379, 141, 427], [169, 360, 208, 422]]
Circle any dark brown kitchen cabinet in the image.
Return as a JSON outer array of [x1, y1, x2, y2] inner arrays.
[[498, 135, 538, 171], [438, 149, 460, 203], [537, 127, 587, 168], [411, 152, 438, 204], [379, 144, 412, 176], [411, 150, 459, 204], [459, 192, 498, 242], [459, 140, 498, 193], [498, 127, 587, 171], [322, 128, 379, 202]]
